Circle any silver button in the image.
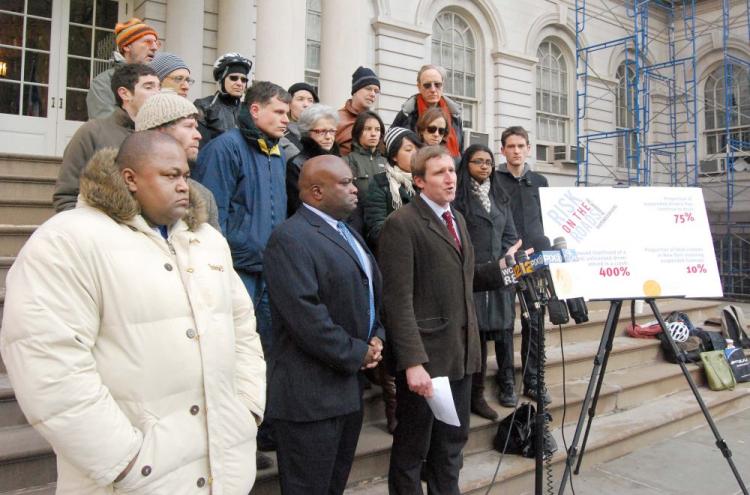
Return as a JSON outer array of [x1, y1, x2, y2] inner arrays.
[[186, 328, 196, 339]]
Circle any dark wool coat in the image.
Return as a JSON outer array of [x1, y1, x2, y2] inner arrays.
[[378, 194, 506, 380], [453, 177, 518, 334], [286, 136, 341, 216], [495, 167, 549, 250]]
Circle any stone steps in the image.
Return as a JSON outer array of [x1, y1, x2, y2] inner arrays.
[[0, 155, 60, 181], [0, 226, 36, 258], [0, 426, 56, 493], [250, 355, 734, 494], [344, 383, 750, 495], [0, 485, 55, 495], [0, 258, 12, 292], [0, 177, 55, 204], [0, 201, 54, 227]]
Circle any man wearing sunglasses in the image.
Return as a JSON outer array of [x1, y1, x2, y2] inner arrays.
[[87, 18, 160, 120], [194, 52, 254, 147], [392, 64, 464, 157]]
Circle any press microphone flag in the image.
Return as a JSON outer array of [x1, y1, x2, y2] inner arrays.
[[552, 236, 590, 324], [529, 236, 570, 325]]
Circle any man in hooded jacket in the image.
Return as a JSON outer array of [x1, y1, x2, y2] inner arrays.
[[1, 131, 266, 494]]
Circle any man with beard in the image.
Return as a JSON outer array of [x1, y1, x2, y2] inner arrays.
[[135, 91, 219, 229]]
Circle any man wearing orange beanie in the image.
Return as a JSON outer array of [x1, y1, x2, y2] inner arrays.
[[86, 18, 159, 120]]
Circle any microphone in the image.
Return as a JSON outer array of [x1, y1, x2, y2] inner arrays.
[[504, 254, 531, 320], [513, 250, 541, 310], [552, 236, 590, 324], [530, 236, 570, 325]]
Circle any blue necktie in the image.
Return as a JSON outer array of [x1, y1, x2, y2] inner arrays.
[[337, 221, 375, 338]]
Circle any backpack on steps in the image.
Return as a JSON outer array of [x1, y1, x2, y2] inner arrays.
[[721, 305, 750, 349]]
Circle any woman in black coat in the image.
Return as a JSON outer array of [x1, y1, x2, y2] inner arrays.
[[286, 104, 340, 216], [453, 144, 519, 419]]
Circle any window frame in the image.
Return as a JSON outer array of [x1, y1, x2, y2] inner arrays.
[[431, 11, 478, 131], [535, 38, 573, 162]]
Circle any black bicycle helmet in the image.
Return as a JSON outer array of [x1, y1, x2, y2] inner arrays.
[[212, 52, 253, 82]]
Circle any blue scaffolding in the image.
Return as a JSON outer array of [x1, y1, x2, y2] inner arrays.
[[575, 0, 699, 187], [718, 0, 750, 297]]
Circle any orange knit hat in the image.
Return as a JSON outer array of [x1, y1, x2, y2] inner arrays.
[[115, 18, 158, 52]]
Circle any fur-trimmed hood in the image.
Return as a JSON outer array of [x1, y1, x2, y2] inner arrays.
[[78, 147, 208, 230]]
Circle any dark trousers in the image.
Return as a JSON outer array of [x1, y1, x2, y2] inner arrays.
[[472, 335, 508, 397], [388, 374, 472, 495], [274, 410, 364, 495], [239, 270, 276, 448]]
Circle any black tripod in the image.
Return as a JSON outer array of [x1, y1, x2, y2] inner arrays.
[[512, 285, 552, 495], [557, 298, 749, 495]]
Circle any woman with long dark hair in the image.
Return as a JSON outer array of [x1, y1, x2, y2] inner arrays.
[[453, 144, 519, 419]]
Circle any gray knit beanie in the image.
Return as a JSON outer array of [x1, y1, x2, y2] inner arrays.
[[135, 90, 199, 131], [149, 52, 190, 80], [384, 126, 421, 160]]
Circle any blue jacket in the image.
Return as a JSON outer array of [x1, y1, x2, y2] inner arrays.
[[195, 128, 287, 273]]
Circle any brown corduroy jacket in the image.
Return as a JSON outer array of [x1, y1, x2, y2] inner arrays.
[[378, 193, 505, 380]]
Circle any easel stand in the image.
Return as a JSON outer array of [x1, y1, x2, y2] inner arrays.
[[557, 298, 748, 495]]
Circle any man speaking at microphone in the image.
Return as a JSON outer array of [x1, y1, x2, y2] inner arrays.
[[496, 126, 551, 405], [379, 145, 521, 494]]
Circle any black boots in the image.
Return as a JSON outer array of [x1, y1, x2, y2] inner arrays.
[[471, 371, 499, 420]]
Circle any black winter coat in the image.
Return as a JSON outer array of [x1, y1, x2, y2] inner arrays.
[[286, 136, 340, 216], [194, 92, 241, 148], [454, 180, 518, 333], [495, 167, 549, 250]]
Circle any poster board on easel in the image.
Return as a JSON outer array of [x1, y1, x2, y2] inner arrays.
[[538, 187, 723, 300]]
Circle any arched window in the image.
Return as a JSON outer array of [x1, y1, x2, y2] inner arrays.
[[704, 64, 750, 169], [305, 0, 321, 89], [535, 39, 570, 161], [616, 62, 637, 169], [432, 11, 477, 129]]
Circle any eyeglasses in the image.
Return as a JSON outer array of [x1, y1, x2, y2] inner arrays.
[[228, 75, 248, 83], [469, 159, 494, 167], [310, 129, 337, 137], [425, 125, 447, 136], [166, 75, 195, 86], [422, 81, 443, 90]]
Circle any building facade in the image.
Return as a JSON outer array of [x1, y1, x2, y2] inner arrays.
[[0, 0, 747, 219]]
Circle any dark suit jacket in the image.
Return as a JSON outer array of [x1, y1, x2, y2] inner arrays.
[[378, 194, 504, 381], [264, 205, 385, 422]]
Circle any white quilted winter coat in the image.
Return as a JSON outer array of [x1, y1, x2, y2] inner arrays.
[[0, 149, 266, 494]]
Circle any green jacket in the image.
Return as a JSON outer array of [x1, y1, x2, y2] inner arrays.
[[346, 142, 387, 206], [363, 172, 413, 250]]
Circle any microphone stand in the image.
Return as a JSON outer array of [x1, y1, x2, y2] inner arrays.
[[533, 282, 550, 495]]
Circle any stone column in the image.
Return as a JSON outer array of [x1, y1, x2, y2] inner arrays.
[[255, 0, 306, 89], [165, 0, 205, 100], [217, 0, 254, 62], [318, 0, 368, 107]]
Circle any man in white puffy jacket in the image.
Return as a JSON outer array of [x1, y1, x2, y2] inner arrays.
[[0, 131, 266, 494]]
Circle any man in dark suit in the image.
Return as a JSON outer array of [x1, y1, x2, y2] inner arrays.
[[379, 145, 521, 494], [264, 155, 386, 495]]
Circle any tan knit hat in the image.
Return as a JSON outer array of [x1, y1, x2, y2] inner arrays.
[[135, 90, 199, 131]]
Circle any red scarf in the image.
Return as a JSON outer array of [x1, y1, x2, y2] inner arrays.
[[416, 94, 460, 158]]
